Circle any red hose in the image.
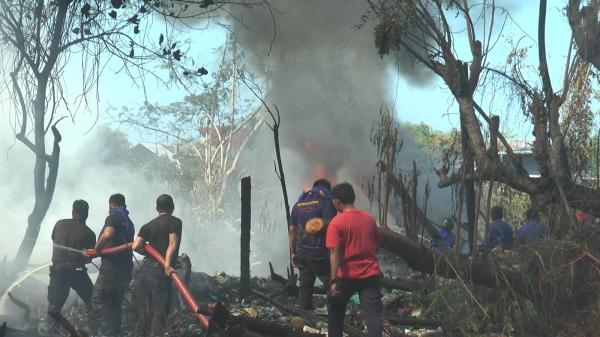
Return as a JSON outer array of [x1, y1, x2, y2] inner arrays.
[[88, 243, 210, 329]]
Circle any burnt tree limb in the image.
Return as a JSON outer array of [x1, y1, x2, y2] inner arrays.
[[268, 262, 302, 295], [240, 177, 252, 297], [388, 175, 438, 238], [377, 228, 527, 294], [47, 312, 88, 337], [382, 312, 442, 328], [7, 293, 30, 321], [228, 316, 316, 337]]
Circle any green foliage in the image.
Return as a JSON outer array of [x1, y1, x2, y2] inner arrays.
[[403, 122, 459, 154], [490, 183, 531, 228]]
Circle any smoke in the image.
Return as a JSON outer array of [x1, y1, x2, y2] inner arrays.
[[228, 1, 453, 220]]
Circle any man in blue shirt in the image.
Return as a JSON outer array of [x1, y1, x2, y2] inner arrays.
[[516, 208, 547, 244], [489, 206, 513, 250], [289, 179, 336, 310]]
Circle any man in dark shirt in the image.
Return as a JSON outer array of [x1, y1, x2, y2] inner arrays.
[[132, 194, 182, 337], [289, 179, 336, 310], [91, 193, 135, 337], [48, 200, 96, 335]]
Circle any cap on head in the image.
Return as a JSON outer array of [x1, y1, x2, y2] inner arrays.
[[109, 193, 126, 207], [156, 194, 175, 213], [331, 182, 355, 204], [441, 217, 454, 230]]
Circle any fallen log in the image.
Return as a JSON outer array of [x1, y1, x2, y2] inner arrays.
[[251, 290, 364, 337], [377, 228, 526, 292]]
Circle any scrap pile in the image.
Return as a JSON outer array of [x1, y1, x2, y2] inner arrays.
[[1, 254, 449, 337]]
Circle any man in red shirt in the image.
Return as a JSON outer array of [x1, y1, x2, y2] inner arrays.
[[326, 182, 383, 337]]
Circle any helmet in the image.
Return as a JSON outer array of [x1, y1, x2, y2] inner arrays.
[[441, 217, 455, 230]]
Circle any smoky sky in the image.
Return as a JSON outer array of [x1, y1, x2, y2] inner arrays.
[[230, 0, 431, 181]]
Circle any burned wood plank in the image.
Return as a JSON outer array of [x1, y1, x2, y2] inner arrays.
[[251, 290, 364, 337], [382, 311, 442, 328]]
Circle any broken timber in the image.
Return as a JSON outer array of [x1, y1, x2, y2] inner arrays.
[[377, 228, 528, 294], [251, 290, 365, 337]]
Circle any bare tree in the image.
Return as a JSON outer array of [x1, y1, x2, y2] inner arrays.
[[367, 0, 600, 222], [0, 0, 265, 272], [121, 37, 265, 215]]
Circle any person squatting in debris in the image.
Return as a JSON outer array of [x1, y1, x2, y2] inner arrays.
[[289, 179, 337, 310], [90, 193, 135, 337], [326, 182, 384, 337], [430, 217, 456, 253], [132, 194, 182, 337], [488, 205, 514, 250], [47, 200, 96, 335], [515, 208, 547, 245]]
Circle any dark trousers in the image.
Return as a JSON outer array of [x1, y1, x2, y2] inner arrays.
[[47, 265, 93, 334], [327, 276, 383, 337], [298, 254, 329, 310], [136, 260, 172, 337], [92, 265, 131, 337]]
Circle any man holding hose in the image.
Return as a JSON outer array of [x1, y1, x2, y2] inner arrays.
[[91, 193, 135, 337], [132, 194, 182, 337]]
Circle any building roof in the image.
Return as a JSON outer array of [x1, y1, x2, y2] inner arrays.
[[132, 143, 176, 161]]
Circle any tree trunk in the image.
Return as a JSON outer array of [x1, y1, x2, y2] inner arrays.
[[13, 84, 61, 271], [460, 119, 476, 254], [378, 228, 526, 293]]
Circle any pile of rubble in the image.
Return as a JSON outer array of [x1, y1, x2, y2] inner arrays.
[[1, 255, 448, 337]]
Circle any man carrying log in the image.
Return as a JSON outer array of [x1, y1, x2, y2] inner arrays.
[[132, 194, 182, 337], [91, 193, 135, 337], [47, 200, 96, 335], [326, 182, 383, 337], [289, 179, 336, 310]]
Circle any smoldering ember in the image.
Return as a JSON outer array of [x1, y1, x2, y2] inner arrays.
[[2, 1, 600, 337]]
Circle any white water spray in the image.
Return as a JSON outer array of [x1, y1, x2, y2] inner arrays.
[[0, 262, 51, 316]]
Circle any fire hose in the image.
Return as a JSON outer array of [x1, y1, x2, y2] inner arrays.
[[86, 243, 211, 330]]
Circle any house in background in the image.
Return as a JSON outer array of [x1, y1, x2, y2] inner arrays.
[[500, 140, 541, 178], [131, 143, 177, 164]]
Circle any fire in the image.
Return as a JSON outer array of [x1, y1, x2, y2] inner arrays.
[[301, 139, 340, 190]]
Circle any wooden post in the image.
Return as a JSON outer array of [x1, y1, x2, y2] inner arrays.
[[240, 176, 251, 297]]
